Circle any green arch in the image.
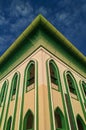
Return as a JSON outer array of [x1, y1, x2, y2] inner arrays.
[[6, 116, 12, 130], [63, 70, 78, 130], [76, 114, 86, 130], [11, 72, 19, 99], [24, 60, 35, 92], [64, 70, 79, 97], [2, 72, 20, 130], [80, 80, 86, 101], [0, 80, 9, 125], [64, 71, 86, 120], [46, 59, 63, 130], [19, 59, 38, 130], [23, 109, 34, 130], [49, 59, 61, 91], [54, 107, 65, 129]]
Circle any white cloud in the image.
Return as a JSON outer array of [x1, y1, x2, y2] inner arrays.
[[9, 1, 33, 17], [0, 15, 8, 25]]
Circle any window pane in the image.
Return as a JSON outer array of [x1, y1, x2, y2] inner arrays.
[[67, 74, 76, 95], [49, 62, 58, 85], [0, 81, 6, 105], [27, 64, 35, 87], [26, 113, 34, 129], [77, 118, 84, 130], [12, 74, 18, 97], [6, 117, 12, 130], [82, 81, 86, 96], [55, 111, 62, 128]]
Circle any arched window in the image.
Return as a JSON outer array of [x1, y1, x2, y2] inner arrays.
[[66, 72, 76, 95], [54, 108, 65, 129], [23, 110, 34, 130], [11, 73, 18, 99], [76, 115, 85, 130], [49, 61, 58, 85], [6, 116, 12, 130], [26, 62, 35, 90], [82, 81, 86, 97], [0, 81, 6, 106]]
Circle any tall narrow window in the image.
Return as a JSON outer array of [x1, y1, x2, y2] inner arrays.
[[54, 108, 65, 129], [0, 81, 6, 106], [66, 73, 76, 95], [6, 116, 12, 130], [82, 81, 86, 97], [11, 73, 18, 99], [23, 110, 34, 130], [49, 61, 58, 85], [77, 115, 85, 130], [26, 62, 35, 87]]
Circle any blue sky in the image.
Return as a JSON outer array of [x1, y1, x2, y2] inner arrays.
[[0, 0, 86, 56]]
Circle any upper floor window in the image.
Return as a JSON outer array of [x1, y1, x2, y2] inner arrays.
[[66, 73, 77, 95], [49, 61, 58, 86], [26, 62, 35, 91], [82, 81, 86, 97], [0, 81, 6, 106], [11, 73, 18, 99]]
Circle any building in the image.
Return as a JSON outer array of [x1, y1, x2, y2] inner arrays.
[[0, 14, 86, 130]]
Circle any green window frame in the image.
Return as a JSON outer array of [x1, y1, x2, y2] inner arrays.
[[76, 115, 85, 130], [82, 81, 86, 98], [23, 109, 34, 130], [6, 116, 12, 130], [54, 107, 65, 130], [66, 72, 77, 95], [80, 81, 86, 108], [11, 73, 18, 100], [25, 61, 35, 92], [0, 81, 7, 106], [49, 60, 58, 86]]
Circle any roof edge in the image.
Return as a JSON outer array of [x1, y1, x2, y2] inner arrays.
[[0, 14, 86, 65]]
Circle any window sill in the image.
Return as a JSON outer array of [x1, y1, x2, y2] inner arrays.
[[11, 95, 15, 101], [26, 84, 35, 92], [51, 83, 59, 91], [70, 93, 78, 100]]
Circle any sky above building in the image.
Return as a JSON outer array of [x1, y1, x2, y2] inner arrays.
[[0, 0, 86, 56]]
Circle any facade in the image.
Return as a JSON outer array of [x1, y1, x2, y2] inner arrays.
[[0, 14, 86, 130]]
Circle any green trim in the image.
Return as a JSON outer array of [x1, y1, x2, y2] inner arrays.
[[0, 15, 86, 80], [25, 61, 35, 92], [23, 109, 34, 130], [19, 59, 38, 130], [3, 72, 20, 130], [76, 114, 86, 130], [46, 59, 55, 130], [0, 80, 9, 125], [0, 14, 85, 65], [64, 72, 86, 120], [54, 107, 65, 129], [6, 116, 12, 130], [49, 60, 60, 89], [11, 72, 20, 130], [63, 70, 78, 130], [35, 60, 38, 130], [79, 80, 86, 119], [46, 59, 69, 130], [80, 81, 86, 102]]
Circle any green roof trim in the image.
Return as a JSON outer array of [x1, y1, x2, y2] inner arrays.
[[0, 14, 86, 64], [0, 14, 86, 79]]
